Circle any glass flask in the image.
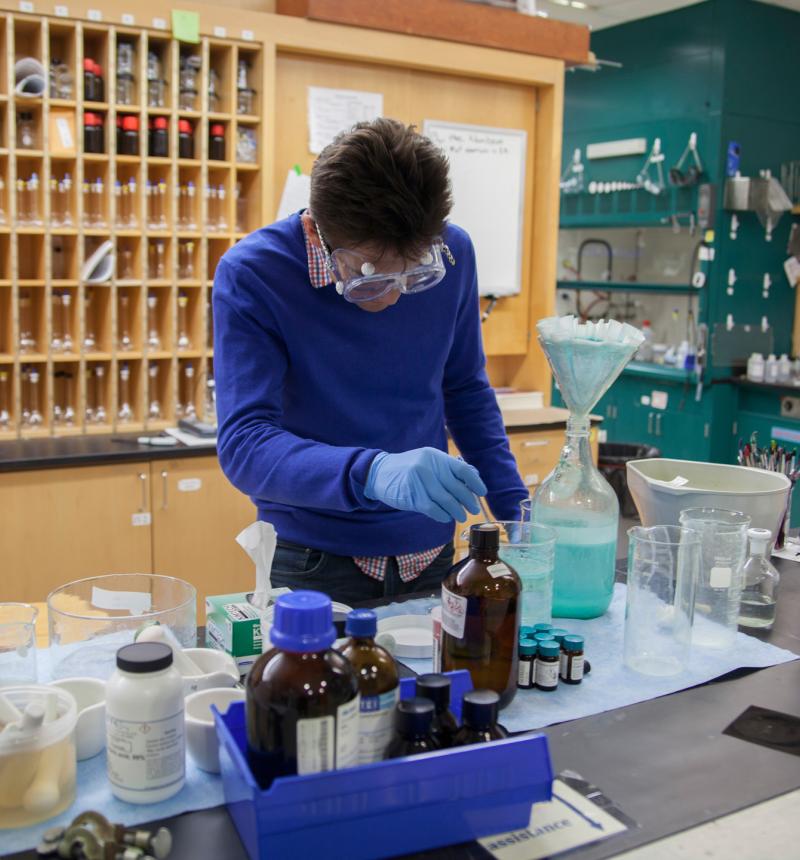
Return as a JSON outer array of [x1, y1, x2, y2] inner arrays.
[[19, 292, 36, 354], [118, 362, 133, 422], [739, 527, 778, 629], [0, 369, 11, 428], [531, 316, 643, 619], [177, 292, 191, 349], [148, 363, 161, 419], [118, 293, 133, 351], [93, 365, 107, 424], [147, 295, 161, 349]]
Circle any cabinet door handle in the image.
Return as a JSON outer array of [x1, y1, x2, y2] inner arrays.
[[655, 413, 662, 436], [138, 472, 147, 512], [647, 412, 654, 434], [522, 440, 550, 448], [161, 470, 168, 510]]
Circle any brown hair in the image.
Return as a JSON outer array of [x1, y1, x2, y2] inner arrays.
[[309, 118, 452, 259]]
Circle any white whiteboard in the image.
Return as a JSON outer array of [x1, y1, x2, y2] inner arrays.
[[423, 119, 527, 298]]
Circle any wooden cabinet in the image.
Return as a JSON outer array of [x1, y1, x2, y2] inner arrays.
[[0, 455, 255, 610], [150, 458, 256, 607], [0, 463, 154, 603]]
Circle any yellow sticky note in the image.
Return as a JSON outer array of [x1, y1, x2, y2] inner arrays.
[[172, 9, 200, 44]]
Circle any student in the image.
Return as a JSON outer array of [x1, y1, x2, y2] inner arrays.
[[213, 118, 527, 604]]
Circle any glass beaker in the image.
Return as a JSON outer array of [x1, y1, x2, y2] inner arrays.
[[0, 603, 39, 685], [0, 370, 11, 429], [678, 508, 750, 649], [464, 521, 557, 627], [624, 526, 700, 676]]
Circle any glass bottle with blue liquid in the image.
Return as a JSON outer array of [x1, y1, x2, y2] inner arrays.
[[531, 316, 643, 619]]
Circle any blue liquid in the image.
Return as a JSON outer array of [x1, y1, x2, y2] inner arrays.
[[533, 515, 617, 618]]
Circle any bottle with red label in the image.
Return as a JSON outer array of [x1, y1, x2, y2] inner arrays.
[[440, 523, 521, 708]]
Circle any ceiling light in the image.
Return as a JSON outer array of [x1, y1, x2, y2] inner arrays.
[[571, 1, 588, 7], [550, 0, 570, 6]]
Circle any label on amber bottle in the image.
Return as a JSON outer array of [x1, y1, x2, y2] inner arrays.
[[441, 586, 467, 638]]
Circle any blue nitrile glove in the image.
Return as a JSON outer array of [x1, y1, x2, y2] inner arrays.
[[364, 447, 487, 524]]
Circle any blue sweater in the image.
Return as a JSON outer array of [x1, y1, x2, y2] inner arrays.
[[213, 213, 527, 556]]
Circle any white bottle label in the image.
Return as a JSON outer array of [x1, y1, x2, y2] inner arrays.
[[295, 695, 360, 774], [335, 695, 360, 769], [441, 587, 467, 638], [569, 654, 585, 681], [518, 659, 532, 687], [710, 566, 732, 588], [358, 688, 399, 764], [536, 660, 558, 688], [559, 652, 568, 677], [106, 710, 185, 793]]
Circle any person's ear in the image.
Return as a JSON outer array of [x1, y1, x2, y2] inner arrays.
[[301, 212, 322, 248]]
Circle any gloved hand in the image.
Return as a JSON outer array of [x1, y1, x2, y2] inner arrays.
[[364, 447, 487, 523]]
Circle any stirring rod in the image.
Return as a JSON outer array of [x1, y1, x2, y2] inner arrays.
[[457, 455, 492, 522]]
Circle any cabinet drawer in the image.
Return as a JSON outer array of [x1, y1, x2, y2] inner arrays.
[[509, 431, 562, 488]]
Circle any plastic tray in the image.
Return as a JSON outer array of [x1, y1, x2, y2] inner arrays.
[[214, 670, 553, 860]]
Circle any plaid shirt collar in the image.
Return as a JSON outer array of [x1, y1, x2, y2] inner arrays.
[[301, 215, 333, 289]]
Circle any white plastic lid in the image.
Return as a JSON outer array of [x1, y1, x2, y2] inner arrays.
[[748, 527, 771, 553]]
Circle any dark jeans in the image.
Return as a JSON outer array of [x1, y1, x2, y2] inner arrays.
[[269, 540, 455, 605]]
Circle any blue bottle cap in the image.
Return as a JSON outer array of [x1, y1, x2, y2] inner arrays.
[[520, 625, 536, 637], [345, 609, 377, 638], [532, 632, 555, 643], [533, 623, 553, 633], [519, 641, 537, 656], [269, 590, 336, 653], [538, 640, 560, 658], [562, 634, 585, 652], [549, 628, 569, 644]]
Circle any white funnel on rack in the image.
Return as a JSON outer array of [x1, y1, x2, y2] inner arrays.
[[537, 315, 644, 417]]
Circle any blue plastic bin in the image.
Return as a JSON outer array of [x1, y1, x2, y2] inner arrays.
[[214, 670, 553, 860]]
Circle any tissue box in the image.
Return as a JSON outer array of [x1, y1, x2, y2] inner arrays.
[[205, 592, 263, 673]]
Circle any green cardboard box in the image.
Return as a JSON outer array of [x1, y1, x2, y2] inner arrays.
[[205, 592, 263, 673]]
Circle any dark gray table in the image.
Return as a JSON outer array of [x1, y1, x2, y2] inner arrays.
[[8, 558, 799, 860]]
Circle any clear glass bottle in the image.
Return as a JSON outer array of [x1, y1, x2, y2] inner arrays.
[[532, 416, 619, 619], [148, 363, 161, 419], [177, 292, 191, 349], [61, 293, 73, 352], [51, 291, 64, 352], [739, 528, 779, 629], [61, 174, 73, 227], [147, 295, 160, 349], [93, 365, 107, 424], [441, 523, 521, 708], [178, 363, 196, 418], [27, 367, 43, 426], [83, 290, 97, 350], [19, 292, 36, 353], [0, 369, 11, 428], [118, 362, 133, 422], [16, 112, 35, 149]]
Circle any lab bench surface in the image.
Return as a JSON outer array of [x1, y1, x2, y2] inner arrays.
[[7, 558, 798, 860]]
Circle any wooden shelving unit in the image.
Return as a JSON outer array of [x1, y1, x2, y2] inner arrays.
[[0, 9, 263, 439]]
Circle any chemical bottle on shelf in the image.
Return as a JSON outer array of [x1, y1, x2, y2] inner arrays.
[[739, 528, 779, 629], [777, 354, 792, 383], [178, 120, 194, 159], [441, 523, 521, 708], [246, 591, 360, 787], [339, 609, 399, 765], [747, 352, 765, 383], [452, 690, 508, 746], [385, 698, 440, 759], [765, 354, 779, 384], [636, 320, 654, 362], [150, 117, 169, 158], [209, 124, 226, 161]]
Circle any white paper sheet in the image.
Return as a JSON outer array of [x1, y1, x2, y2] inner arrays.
[[307, 86, 383, 155], [276, 168, 311, 220]]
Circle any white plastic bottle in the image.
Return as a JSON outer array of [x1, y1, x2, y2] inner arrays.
[[747, 352, 765, 382], [636, 320, 654, 362], [106, 642, 185, 803], [765, 354, 779, 384], [739, 528, 779, 629], [777, 353, 792, 383]]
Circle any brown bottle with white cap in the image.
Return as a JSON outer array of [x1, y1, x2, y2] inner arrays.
[[440, 523, 521, 708]]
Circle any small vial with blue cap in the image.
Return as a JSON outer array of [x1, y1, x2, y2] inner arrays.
[[245, 590, 360, 787]]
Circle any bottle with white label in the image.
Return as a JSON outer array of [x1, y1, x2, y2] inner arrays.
[[106, 641, 186, 804], [246, 591, 359, 787], [339, 609, 399, 764], [441, 523, 521, 708], [534, 640, 560, 692], [559, 635, 585, 684]]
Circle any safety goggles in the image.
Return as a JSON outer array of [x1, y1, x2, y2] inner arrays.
[[314, 221, 454, 304]]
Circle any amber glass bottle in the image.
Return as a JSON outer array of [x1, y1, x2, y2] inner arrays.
[[441, 523, 521, 708], [415, 674, 459, 748], [339, 609, 400, 764], [246, 591, 360, 787], [452, 690, 509, 746], [385, 698, 440, 759]]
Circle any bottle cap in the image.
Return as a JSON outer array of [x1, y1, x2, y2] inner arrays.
[[520, 625, 535, 637], [747, 527, 771, 553], [461, 689, 500, 730], [562, 635, 584, 652], [549, 628, 569, 644], [538, 640, 560, 657], [532, 632, 554, 643], [93, 62, 102, 77], [415, 674, 451, 712], [469, 523, 499, 552], [270, 590, 336, 653], [519, 641, 537, 656], [178, 119, 193, 134], [533, 623, 553, 633], [84, 111, 96, 124], [210, 123, 225, 136], [643, 319, 651, 326], [122, 115, 139, 131], [345, 608, 377, 638], [116, 641, 173, 673], [154, 116, 168, 130], [395, 697, 435, 737], [83, 58, 95, 72]]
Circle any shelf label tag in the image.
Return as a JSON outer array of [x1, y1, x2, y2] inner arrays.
[[241, 28, 254, 41], [213, 25, 227, 37], [55, 5, 69, 17], [87, 8, 102, 20], [172, 9, 200, 44], [131, 512, 152, 527], [18, 1, 34, 12], [55, 117, 74, 150], [651, 390, 668, 410], [153, 16, 167, 30], [178, 478, 202, 493], [121, 13, 135, 25]]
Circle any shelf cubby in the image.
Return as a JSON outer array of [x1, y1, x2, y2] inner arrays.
[[146, 288, 173, 353], [0, 288, 11, 355], [117, 286, 142, 354], [83, 285, 112, 354], [18, 234, 45, 281], [115, 357, 143, 426], [85, 360, 112, 429], [52, 362, 80, 433], [146, 357, 174, 423]]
